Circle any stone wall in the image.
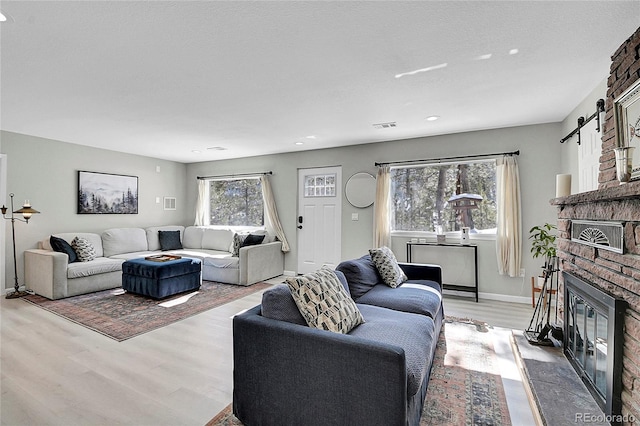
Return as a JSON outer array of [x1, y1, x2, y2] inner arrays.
[[554, 25, 640, 421], [600, 26, 640, 188]]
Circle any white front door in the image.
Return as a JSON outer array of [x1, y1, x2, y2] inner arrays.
[[297, 167, 342, 274]]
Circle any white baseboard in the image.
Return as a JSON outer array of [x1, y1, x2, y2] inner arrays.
[[283, 270, 296, 277], [443, 289, 530, 304], [479, 292, 530, 305]]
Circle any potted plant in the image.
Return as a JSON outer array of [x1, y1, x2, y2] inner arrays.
[[529, 223, 557, 272], [526, 222, 561, 344]]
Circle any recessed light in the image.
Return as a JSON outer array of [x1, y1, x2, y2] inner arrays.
[[426, 116, 440, 121], [207, 146, 227, 151], [0, 13, 6, 22], [192, 150, 201, 154], [295, 142, 304, 146], [509, 48, 519, 55], [476, 54, 492, 60], [305, 135, 317, 140]]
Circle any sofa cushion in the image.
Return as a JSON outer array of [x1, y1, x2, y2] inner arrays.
[[261, 284, 307, 326], [335, 255, 383, 299], [146, 226, 185, 251], [351, 304, 436, 397], [159, 230, 183, 251], [355, 282, 442, 319], [183, 226, 205, 249], [202, 228, 234, 252], [102, 228, 148, 257], [369, 246, 407, 288], [67, 257, 124, 279], [71, 236, 98, 262], [200, 252, 238, 268], [286, 267, 364, 334], [50, 236, 78, 263]]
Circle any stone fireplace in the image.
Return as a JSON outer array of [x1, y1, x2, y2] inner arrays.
[[553, 27, 640, 421]]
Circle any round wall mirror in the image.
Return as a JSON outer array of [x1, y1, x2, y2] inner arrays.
[[345, 172, 376, 208]]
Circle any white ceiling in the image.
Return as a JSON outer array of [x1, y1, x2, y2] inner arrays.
[[1, 1, 639, 163]]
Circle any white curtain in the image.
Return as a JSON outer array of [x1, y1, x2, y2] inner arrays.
[[194, 179, 209, 226], [496, 155, 522, 277], [261, 175, 290, 252], [373, 165, 391, 248]]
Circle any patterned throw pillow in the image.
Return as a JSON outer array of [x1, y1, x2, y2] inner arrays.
[[71, 236, 97, 262], [286, 266, 365, 334], [369, 246, 407, 288], [232, 233, 247, 257]]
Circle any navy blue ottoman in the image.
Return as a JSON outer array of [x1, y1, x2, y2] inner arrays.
[[122, 257, 202, 299]]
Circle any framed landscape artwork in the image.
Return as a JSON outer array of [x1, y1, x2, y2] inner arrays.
[[78, 171, 138, 214]]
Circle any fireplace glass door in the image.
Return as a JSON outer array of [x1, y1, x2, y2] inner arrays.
[[564, 272, 625, 418], [566, 292, 609, 400]]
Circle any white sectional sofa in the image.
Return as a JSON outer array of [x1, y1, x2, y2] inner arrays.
[[24, 225, 284, 300]]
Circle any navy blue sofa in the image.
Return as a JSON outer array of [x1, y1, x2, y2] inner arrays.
[[232, 255, 443, 426]]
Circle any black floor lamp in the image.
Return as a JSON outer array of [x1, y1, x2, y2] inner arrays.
[[1, 193, 40, 299]]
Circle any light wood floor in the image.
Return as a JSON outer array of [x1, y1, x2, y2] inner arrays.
[[0, 283, 535, 426]]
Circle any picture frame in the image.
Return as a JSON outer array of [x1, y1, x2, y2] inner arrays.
[[614, 80, 640, 181], [78, 171, 138, 214]]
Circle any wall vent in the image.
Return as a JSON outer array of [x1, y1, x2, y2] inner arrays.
[[372, 122, 397, 129], [571, 220, 624, 254]]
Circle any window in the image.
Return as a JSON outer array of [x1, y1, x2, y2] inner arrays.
[[390, 160, 496, 233], [304, 174, 336, 197], [209, 178, 264, 226]]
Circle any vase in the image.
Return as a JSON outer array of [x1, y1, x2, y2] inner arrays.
[[614, 146, 635, 183]]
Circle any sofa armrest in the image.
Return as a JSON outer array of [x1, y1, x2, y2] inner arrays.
[[399, 262, 442, 285], [233, 306, 408, 426], [238, 241, 284, 285], [24, 249, 69, 300]]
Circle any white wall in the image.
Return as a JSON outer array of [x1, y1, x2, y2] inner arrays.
[[187, 122, 563, 301], [1, 131, 191, 291]]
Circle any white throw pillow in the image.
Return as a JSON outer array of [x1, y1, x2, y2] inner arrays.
[[72, 236, 98, 262]]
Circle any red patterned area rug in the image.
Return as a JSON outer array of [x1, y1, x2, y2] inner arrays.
[[22, 281, 271, 342], [207, 317, 512, 426]]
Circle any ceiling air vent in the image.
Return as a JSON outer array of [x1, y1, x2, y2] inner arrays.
[[372, 122, 397, 129]]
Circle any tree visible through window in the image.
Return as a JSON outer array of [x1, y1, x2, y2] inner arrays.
[[209, 178, 264, 226], [391, 160, 496, 233]]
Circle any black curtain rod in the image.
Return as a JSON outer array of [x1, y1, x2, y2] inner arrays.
[[197, 171, 273, 180], [374, 150, 519, 167]]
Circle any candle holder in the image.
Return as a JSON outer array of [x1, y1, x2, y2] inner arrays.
[[614, 146, 635, 183]]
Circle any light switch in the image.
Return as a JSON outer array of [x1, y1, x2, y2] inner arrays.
[[156, 166, 161, 173], [351, 213, 359, 221], [155, 197, 160, 204]]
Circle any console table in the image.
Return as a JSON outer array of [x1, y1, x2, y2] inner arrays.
[[406, 242, 478, 302]]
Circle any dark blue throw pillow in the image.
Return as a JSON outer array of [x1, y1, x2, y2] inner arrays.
[[50, 236, 78, 263], [241, 234, 265, 247], [158, 230, 182, 251]]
